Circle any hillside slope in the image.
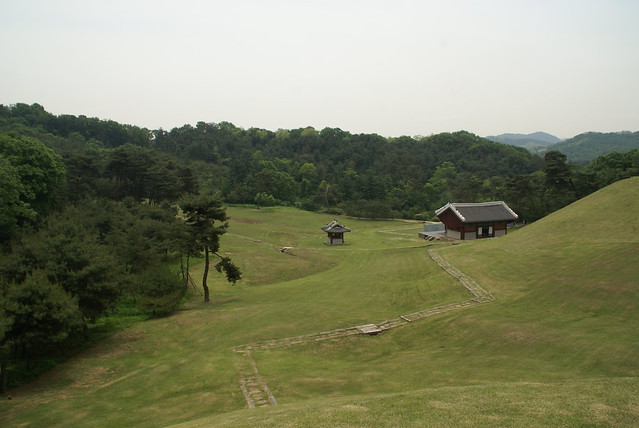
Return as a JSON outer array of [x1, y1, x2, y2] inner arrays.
[[1, 180, 638, 427], [175, 178, 639, 427], [485, 131, 561, 150], [539, 131, 639, 163]]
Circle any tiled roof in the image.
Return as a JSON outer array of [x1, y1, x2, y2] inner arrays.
[[435, 201, 518, 223], [321, 220, 351, 233]]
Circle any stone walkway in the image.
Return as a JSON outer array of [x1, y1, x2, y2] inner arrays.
[[231, 247, 494, 408], [233, 348, 278, 408]]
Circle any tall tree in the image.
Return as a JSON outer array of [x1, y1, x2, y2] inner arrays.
[[0, 156, 35, 245], [423, 161, 458, 210], [544, 151, 573, 191], [543, 150, 578, 212], [0, 133, 66, 221], [105, 145, 195, 203], [180, 195, 241, 302], [502, 172, 546, 222]]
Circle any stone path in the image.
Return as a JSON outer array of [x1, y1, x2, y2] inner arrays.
[[231, 247, 495, 408], [426, 249, 494, 303], [234, 348, 278, 408]]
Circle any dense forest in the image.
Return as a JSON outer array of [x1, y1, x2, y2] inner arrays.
[[1, 102, 638, 392], [2, 103, 637, 222]]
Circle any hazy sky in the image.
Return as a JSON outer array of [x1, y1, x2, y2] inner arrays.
[[2, 0, 638, 138]]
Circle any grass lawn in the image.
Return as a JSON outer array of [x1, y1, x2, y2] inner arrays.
[[171, 378, 639, 428], [1, 178, 638, 427]]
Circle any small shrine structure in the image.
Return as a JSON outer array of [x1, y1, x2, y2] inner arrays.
[[321, 220, 351, 245]]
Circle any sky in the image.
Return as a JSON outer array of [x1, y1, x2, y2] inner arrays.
[[1, 0, 638, 139]]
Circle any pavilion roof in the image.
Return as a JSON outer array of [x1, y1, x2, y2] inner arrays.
[[321, 220, 351, 233], [435, 201, 518, 223]]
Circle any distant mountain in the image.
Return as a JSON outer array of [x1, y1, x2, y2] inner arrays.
[[485, 132, 562, 151], [538, 131, 639, 164]]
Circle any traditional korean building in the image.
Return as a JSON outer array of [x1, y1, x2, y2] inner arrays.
[[435, 201, 518, 240], [321, 220, 351, 245]]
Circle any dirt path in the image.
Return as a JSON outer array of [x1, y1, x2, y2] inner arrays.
[[231, 247, 494, 408]]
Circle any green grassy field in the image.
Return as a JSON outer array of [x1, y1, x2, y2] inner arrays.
[[1, 178, 638, 427]]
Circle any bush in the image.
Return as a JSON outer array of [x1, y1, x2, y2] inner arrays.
[[324, 207, 344, 215], [134, 267, 186, 316], [295, 198, 320, 212], [254, 192, 278, 208], [345, 199, 395, 219]]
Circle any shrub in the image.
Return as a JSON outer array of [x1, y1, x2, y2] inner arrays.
[[134, 266, 186, 316]]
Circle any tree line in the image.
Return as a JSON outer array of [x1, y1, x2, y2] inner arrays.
[[0, 130, 240, 392], [2, 103, 638, 223]]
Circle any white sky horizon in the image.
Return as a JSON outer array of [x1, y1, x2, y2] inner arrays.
[[2, 1, 638, 140]]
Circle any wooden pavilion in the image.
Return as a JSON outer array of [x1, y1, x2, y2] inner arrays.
[[321, 220, 351, 245]]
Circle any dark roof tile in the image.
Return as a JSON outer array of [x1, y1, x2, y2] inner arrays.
[[322, 220, 351, 233], [435, 201, 518, 223]]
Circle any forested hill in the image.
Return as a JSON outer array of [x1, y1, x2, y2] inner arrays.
[[0, 103, 541, 218], [538, 131, 639, 164], [485, 132, 561, 150], [2, 103, 637, 223], [154, 123, 543, 211], [0, 103, 540, 179]]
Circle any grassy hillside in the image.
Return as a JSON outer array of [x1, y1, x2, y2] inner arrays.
[[1, 179, 638, 427]]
